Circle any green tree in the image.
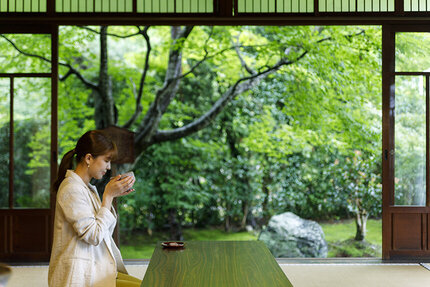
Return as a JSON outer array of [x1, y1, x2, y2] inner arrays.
[[0, 26, 382, 240], [330, 151, 382, 241]]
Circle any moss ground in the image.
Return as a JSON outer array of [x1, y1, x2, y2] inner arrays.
[[121, 219, 382, 259]]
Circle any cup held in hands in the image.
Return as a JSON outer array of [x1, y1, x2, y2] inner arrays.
[[120, 171, 135, 192], [120, 171, 135, 180]]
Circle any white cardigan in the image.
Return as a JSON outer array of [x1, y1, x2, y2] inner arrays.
[[48, 170, 128, 287]]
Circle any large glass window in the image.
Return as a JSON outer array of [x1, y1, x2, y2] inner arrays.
[[394, 32, 430, 206], [0, 34, 51, 74], [0, 33, 52, 209], [13, 78, 51, 208], [394, 76, 426, 206], [395, 33, 430, 73]]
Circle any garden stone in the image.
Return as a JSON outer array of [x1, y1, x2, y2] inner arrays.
[[259, 212, 328, 258]]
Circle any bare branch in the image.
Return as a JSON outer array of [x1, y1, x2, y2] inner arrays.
[[59, 69, 74, 81], [136, 33, 301, 144], [129, 77, 138, 99], [135, 27, 195, 146], [234, 34, 256, 75], [0, 34, 52, 64], [0, 34, 98, 90], [136, 26, 151, 106], [142, 43, 259, 106], [77, 25, 145, 39], [205, 27, 214, 47], [59, 62, 99, 90], [144, 28, 367, 143], [150, 54, 301, 144], [179, 26, 194, 41], [178, 43, 270, 81], [151, 28, 359, 145], [149, 29, 369, 144], [316, 28, 366, 45], [174, 27, 214, 80], [122, 26, 151, 129]]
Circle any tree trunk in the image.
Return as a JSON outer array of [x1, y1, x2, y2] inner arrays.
[[240, 201, 249, 230], [134, 26, 192, 156], [168, 208, 183, 240], [261, 170, 271, 224], [146, 212, 153, 236], [95, 26, 116, 129], [225, 201, 231, 232], [225, 216, 231, 232], [354, 210, 368, 241], [224, 114, 253, 231]]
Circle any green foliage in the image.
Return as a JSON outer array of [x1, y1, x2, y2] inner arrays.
[[321, 218, 381, 245], [330, 151, 382, 219], [120, 220, 382, 259], [394, 75, 426, 205], [0, 119, 50, 208], [0, 124, 10, 207], [328, 238, 381, 257], [395, 33, 430, 72], [118, 139, 216, 233], [0, 34, 51, 73], [0, 75, 51, 208], [321, 219, 382, 257], [59, 25, 382, 232], [1, 26, 384, 243]]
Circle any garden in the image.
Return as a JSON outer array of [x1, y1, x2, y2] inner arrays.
[[4, 25, 424, 258]]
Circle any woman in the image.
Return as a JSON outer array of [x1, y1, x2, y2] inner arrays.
[[48, 130, 141, 287]]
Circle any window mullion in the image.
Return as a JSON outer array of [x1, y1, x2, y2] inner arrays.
[[9, 77, 13, 209], [427, 75, 429, 207]]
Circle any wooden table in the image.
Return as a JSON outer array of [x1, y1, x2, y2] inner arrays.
[[141, 241, 293, 287]]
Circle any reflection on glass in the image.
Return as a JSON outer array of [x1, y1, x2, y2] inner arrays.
[[317, 0, 394, 12], [396, 33, 430, 72], [404, 0, 430, 11], [57, 0, 132, 12], [0, 79, 10, 208], [394, 76, 426, 206], [13, 78, 51, 208], [0, 34, 51, 74], [0, 0, 47, 12]]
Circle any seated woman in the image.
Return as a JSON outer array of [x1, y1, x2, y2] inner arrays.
[[48, 130, 141, 287]]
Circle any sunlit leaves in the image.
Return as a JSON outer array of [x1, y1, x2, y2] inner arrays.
[[0, 34, 51, 73]]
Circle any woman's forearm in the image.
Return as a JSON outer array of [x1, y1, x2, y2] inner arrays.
[[102, 194, 114, 210]]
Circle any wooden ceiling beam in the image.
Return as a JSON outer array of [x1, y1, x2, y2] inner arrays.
[[1, 15, 430, 26]]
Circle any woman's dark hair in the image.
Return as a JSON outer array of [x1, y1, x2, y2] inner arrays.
[[53, 130, 117, 192]]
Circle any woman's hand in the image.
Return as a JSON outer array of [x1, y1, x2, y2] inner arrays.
[[102, 175, 136, 210], [106, 175, 135, 197]]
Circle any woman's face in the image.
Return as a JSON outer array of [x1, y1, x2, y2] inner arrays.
[[88, 154, 112, 180]]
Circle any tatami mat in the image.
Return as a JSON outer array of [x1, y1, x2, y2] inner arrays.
[[6, 262, 430, 286], [7, 264, 148, 287], [8, 266, 49, 287], [280, 263, 430, 287]]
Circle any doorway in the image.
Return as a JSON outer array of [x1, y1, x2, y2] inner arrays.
[[382, 25, 430, 260], [0, 26, 58, 261]]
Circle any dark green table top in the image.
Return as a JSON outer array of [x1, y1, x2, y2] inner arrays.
[[141, 241, 293, 287]]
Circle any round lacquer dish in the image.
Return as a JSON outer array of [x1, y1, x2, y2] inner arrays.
[[161, 241, 185, 249]]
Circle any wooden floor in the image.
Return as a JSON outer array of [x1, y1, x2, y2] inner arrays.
[[5, 260, 430, 287]]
